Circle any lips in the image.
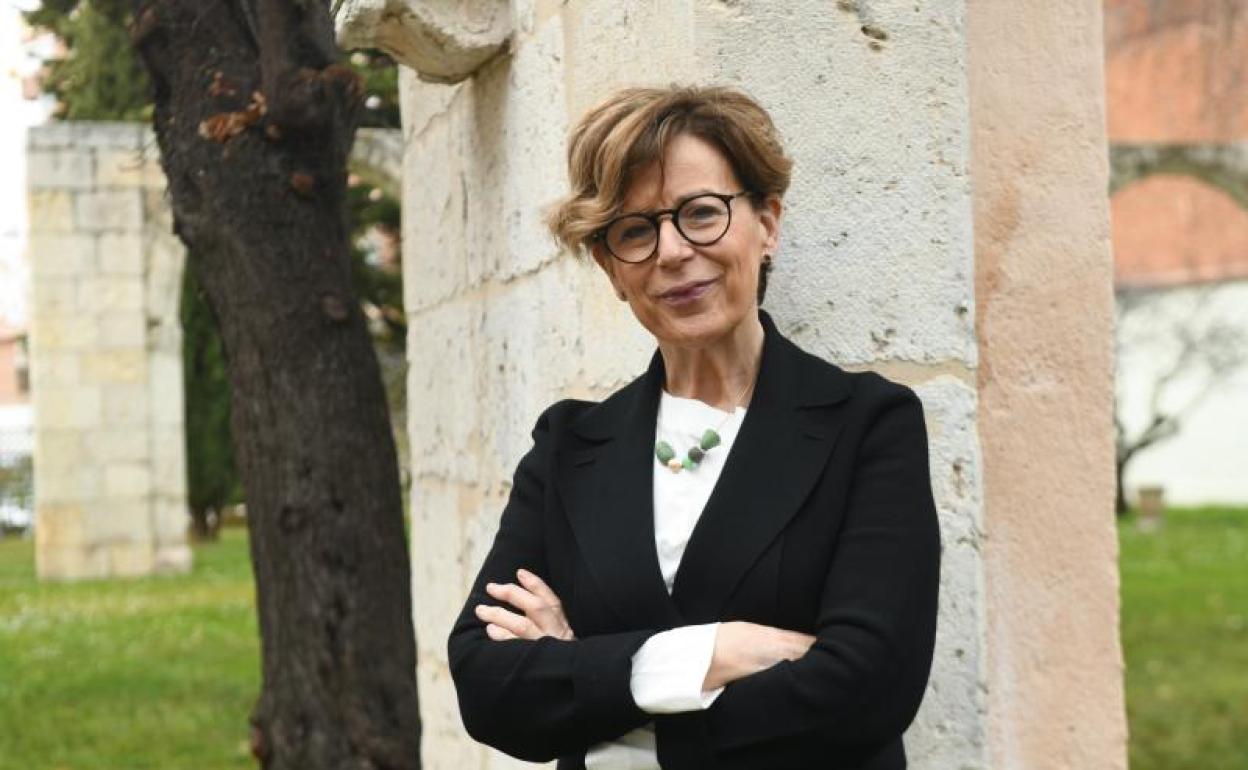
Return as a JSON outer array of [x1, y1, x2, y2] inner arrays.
[[659, 278, 717, 300]]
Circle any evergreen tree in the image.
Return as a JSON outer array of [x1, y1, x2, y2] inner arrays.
[[24, 0, 150, 121]]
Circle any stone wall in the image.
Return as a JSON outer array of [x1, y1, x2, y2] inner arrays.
[[391, 2, 987, 766], [340, 1, 1124, 768], [26, 121, 191, 579]]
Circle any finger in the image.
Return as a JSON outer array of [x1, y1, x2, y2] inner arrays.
[[516, 569, 564, 609], [515, 570, 574, 639], [485, 581, 544, 614], [475, 603, 532, 638], [485, 623, 518, 641]]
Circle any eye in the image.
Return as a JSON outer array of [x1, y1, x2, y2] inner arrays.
[[686, 204, 721, 221], [618, 224, 652, 242]]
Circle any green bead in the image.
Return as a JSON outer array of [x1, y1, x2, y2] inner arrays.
[[687, 446, 705, 463], [700, 429, 721, 450], [655, 440, 675, 463], [682, 455, 697, 470]]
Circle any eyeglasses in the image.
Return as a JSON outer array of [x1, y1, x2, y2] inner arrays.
[[594, 190, 751, 264]]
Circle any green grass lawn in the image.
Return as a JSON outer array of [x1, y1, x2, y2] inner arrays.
[[1118, 505, 1248, 770], [0, 528, 259, 770], [0, 509, 1244, 768]]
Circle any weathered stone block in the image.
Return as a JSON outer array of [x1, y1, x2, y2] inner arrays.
[[149, 353, 184, 427], [86, 498, 151, 543], [410, 479, 467, 662], [406, 300, 482, 484], [151, 498, 190, 545], [35, 384, 102, 430], [100, 383, 149, 428], [75, 122, 146, 151], [35, 545, 113, 581], [95, 148, 149, 188], [27, 148, 95, 191], [98, 234, 144, 275], [109, 541, 156, 577], [29, 350, 81, 388], [31, 277, 78, 313], [34, 503, 87, 549], [104, 463, 152, 499], [75, 190, 144, 232], [82, 350, 147, 385], [86, 429, 150, 464], [97, 312, 147, 349], [78, 276, 144, 314], [145, 319, 181, 356], [400, 75, 469, 312], [31, 313, 99, 351], [35, 430, 85, 469], [33, 465, 101, 505], [27, 233, 95, 275], [144, 233, 186, 317], [27, 122, 77, 150], [150, 432, 187, 498], [416, 664, 484, 769], [28, 190, 77, 235]]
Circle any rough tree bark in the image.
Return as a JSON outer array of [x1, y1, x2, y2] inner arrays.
[[132, 2, 421, 767]]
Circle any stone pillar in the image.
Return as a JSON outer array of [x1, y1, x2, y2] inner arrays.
[[342, 1, 1124, 767], [26, 122, 192, 579], [969, 2, 1128, 767]]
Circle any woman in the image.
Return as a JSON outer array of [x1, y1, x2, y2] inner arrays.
[[447, 85, 941, 770]]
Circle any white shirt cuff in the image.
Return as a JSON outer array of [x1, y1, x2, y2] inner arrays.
[[629, 622, 725, 713]]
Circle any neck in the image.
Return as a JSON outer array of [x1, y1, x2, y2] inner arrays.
[[658, 312, 765, 412]]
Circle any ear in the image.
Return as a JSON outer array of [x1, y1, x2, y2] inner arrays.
[[757, 194, 784, 254]]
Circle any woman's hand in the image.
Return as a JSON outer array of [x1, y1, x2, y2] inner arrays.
[[474, 568, 576, 641], [703, 621, 816, 691]]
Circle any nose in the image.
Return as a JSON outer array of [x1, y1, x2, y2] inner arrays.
[[654, 214, 693, 266]]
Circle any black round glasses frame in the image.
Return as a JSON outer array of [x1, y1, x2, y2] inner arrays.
[[593, 190, 752, 264]]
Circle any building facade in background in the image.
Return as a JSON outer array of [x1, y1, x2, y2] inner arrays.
[[1106, 0, 1248, 505]]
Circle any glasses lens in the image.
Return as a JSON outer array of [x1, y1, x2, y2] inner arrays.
[[605, 215, 657, 263], [676, 195, 731, 243]]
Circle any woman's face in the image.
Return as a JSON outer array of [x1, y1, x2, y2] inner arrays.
[[592, 133, 782, 349]]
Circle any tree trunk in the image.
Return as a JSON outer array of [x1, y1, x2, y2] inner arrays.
[[133, 2, 421, 768], [189, 505, 222, 542], [1114, 460, 1128, 518]]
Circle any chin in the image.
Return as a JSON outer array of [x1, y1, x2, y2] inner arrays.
[[652, 306, 738, 348]]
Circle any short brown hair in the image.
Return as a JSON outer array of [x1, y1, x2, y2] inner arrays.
[[544, 84, 792, 264]]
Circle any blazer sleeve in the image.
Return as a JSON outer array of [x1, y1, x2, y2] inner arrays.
[[704, 380, 942, 751], [446, 401, 658, 763]]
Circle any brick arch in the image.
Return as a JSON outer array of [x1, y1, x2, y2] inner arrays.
[[1112, 171, 1248, 287]]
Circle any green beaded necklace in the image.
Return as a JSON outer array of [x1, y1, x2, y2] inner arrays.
[[654, 378, 752, 473]]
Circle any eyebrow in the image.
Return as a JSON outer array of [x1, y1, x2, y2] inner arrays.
[[626, 188, 721, 217]]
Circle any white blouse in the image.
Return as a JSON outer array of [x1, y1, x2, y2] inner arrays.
[[583, 389, 748, 769]]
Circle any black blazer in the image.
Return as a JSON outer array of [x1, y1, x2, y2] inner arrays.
[[448, 308, 942, 770]]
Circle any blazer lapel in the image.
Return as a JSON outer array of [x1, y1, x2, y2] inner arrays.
[[670, 310, 852, 622], [555, 352, 683, 630], [554, 309, 853, 630]]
